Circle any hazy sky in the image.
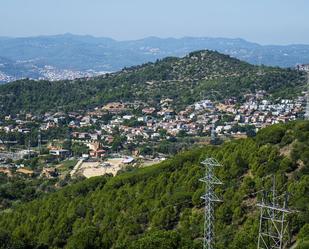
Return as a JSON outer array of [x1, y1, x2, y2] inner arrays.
[[0, 0, 308, 45]]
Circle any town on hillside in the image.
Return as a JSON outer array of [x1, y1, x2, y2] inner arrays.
[[0, 84, 308, 182]]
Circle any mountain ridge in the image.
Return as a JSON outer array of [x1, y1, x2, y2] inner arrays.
[[1, 34, 309, 83]]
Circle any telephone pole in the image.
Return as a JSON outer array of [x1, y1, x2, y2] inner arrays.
[[257, 177, 291, 249], [199, 158, 223, 249]]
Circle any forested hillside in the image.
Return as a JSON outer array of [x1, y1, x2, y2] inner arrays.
[[0, 50, 306, 114], [0, 121, 308, 249]]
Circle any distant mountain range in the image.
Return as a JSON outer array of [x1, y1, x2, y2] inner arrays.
[[0, 33, 309, 83]]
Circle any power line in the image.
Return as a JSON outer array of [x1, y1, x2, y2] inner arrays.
[[199, 158, 223, 249]]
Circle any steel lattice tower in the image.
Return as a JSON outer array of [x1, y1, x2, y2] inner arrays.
[[257, 178, 291, 249], [199, 158, 222, 249]]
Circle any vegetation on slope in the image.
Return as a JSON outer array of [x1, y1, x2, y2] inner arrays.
[[0, 50, 306, 114], [0, 121, 308, 249]]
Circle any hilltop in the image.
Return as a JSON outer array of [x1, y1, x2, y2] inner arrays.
[[0, 121, 308, 248], [0, 50, 306, 114]]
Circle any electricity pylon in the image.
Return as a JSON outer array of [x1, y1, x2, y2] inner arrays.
[[199, 158, 223, 249], [257, 178, 291, 249]]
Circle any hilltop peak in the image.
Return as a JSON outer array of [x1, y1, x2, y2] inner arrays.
[[0, 50, 305, 114]]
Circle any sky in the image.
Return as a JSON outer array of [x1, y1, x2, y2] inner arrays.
[[0, 0, 308, 45]]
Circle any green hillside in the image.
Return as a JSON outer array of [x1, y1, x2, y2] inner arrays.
[[0, 121, 308, 249], [0, 50, 306, 114]]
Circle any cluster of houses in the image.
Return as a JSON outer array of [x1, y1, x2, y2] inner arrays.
[[0, 92, 307, 168], [91, 93, 306, 141], [214, 92, 305, 133], [296, 64, 309, 72]]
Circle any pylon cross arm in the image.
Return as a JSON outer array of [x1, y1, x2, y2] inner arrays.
[[201, 158, 221, 167], [201, 193, 222, 202]]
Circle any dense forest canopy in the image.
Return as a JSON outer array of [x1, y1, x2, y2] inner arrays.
[[0, 121, 308, 249], [0, 50, 306, 114]]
